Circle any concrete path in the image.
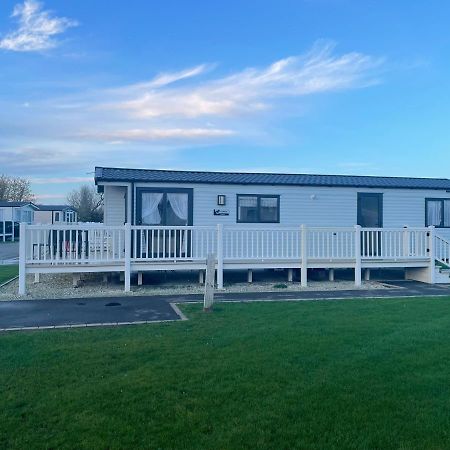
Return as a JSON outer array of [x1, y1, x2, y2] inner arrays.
[[0, 280, 449, 331], [0, 296, 183, 330], [0, 242, 19, 263]]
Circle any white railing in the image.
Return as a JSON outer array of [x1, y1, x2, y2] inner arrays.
[[223, 227, 301, 260], [131, 226, 217, 261], [435, 234, 450, 267], [19, 223, 437, 294], [22, 224, 434, 265], [361, 228, 429, 259], [23, 224, 126, 264]]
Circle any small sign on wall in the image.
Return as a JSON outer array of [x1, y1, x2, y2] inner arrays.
[[214, 209, 229, 216]]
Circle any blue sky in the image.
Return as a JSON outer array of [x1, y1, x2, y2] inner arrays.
[[1, 0, 450, 202]]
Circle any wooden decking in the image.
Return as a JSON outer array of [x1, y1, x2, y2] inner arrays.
[[17, 223, 449, 294]]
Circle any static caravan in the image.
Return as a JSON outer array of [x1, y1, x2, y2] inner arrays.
[[95, 167, 450, 239], [0, 201, 38, 242], [35, 205, 78, 224], [16, 167, 450, 294]]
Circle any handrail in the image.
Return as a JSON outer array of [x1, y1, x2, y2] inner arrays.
[[435, 234, 450, 268]]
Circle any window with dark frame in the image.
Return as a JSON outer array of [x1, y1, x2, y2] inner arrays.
[[425, 198, 450, 228], [237, 194, 280, 223]]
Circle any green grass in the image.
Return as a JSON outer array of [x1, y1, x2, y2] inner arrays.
[[2, 297, 450, 449], [0, 265, 18, 285]]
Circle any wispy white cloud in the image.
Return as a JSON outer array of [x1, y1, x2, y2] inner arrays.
[[0, 42, 384, 176], [31, 176, 93, 184], [0, 0, 78, 52], [78, 127, 235, 142], [146, 64, 213, 88], [34, 193, 66, 200], [106, 42, 383, 119]]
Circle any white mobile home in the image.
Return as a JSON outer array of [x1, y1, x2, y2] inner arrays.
[[35, 205, 78, 224], [17, 167, 450, 294], [0, 201, 38, 241], [96, 167, 450, 240]]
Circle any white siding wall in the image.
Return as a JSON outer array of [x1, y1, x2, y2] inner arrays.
[[0, 207, 13, 221], [102, 182, 450, 239], [34, 211, 53, 224], [104, 185, 126, 225]]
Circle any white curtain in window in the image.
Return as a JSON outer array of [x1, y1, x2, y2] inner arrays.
[[239, 196, 257, 207], [168, 193, 188, 222], [142, 193, 163, 224], [260, 197, 277, 208], [444, 200, 450, 227], [427, 200, 442, 226]]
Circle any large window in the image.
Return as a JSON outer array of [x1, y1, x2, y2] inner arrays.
[[65, 211, 76, 223], [137, 188, 193, 226], [426, 198, 450, 228], [237, 194, 280, 223]]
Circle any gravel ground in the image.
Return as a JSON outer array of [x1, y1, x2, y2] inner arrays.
[[0, 270, 393, 301]]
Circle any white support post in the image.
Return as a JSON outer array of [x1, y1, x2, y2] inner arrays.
[[328, 268, 334, 282], [364, 268, 371, 281], [34, 273, 40, 284], [403, 226, 409, 257], [216, 224, 224, 289], [137, 272, 143, 286], [247, 269, 253, 283], [429, 225, 436, 284], [72, 274, 81, 288], [12, 221, 15, 242], [301, 225, 308, 287], [18, 222, 26, 295], [204, 254, 215, 311], [287, 268, 293, 282], [124, 222, 131, 292], [199, 270, 205, 285], [355, 225, 362, 286]]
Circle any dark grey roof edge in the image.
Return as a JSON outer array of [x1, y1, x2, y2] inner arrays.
[[0, 201, 39, 209], [36, 204, 75, 211], [94, 166, 450, 190]]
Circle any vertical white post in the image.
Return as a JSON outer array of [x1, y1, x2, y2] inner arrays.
[[429, 225, 436, 284], [287, 268, 293, 282], [328, 268, 334, 281], [2, 221, 5, 242], [301, 225, 307, 287], [18, 222, 26, 295], [204, 254, 215, 311], [124, 222, 131, 292], [12, 221, 15, 242], [216, 224, 224, 289], [247, 269, 253, 283], [403, 226, 409, 257], [199, 270, 205, 285], [364, 268, 371, 281], [34, 273, 40, 283], [355, 225, 362, 286], [137, 271, 143, 286]]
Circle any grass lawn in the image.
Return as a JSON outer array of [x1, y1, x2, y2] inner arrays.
[[2, 297, 450, 449], [0, 265, 18, 285]]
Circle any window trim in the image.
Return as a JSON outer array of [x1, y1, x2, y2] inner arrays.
[[425, 198, 450, 228], [135, 187, 194, 226], [236, 194, 280, 223]]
